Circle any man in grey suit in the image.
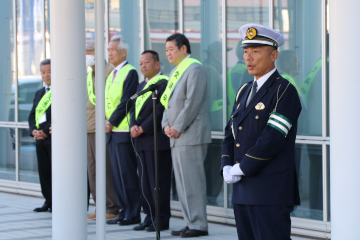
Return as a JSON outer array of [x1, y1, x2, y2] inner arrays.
[[161, 33, 211, 238]]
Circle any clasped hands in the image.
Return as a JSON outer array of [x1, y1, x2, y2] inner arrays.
[[223, 163, 243, 184], [131, 125, 144, 138], [105, 121, 113, 133], [164, 126, 181, 139], [32, 129, 48, 140]]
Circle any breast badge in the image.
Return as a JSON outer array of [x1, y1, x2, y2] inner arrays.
[[255, 102, 265, 110]]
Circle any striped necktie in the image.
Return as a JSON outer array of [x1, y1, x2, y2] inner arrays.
[[246, 80, 258, 107], [112, 69, 118, 82]]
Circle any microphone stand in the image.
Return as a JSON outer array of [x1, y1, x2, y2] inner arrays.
[[152, 91, 161, 240]]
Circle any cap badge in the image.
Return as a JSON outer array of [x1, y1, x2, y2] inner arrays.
[[247, 28, 257, 40], [255, 102, 265, 110]]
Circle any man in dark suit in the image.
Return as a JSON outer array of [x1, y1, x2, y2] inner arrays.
[[105, 35, 140, 226], [221, 24, 302, 240], [28, 59, 52, 212], [130, 50, 172, 232]]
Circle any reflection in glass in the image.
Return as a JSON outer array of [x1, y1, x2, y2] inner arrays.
[[0, 0, 15, 122], [292, 144, 323, 220], [109, 0, 141, 73], [17, 0, 45, 122], [144, 0, 179, 75], [171, 139, 224, 207], [0, 127, 16, 180], [184, 0, 223, 131], [226, 1, 269, 120], [19, 128, 39, 183], [274, 0, 323, 136]]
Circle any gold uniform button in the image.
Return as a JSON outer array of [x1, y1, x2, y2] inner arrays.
[[255, 115, 259, 119], [238, 126, 242, 130], [236, 143, 240, 147]]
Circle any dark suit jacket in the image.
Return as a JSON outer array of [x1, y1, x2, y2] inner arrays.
[[106, 62, 139, 144], [221, 70, 301, 206], [130, 77, 170, 152], [28, 87, 52, 144]]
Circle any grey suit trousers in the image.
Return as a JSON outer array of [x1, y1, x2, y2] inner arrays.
[[87, 133, 120, 214], [171, 144, 209, 231]]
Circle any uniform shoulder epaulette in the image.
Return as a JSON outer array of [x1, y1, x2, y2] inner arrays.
[[235, 82, 250, 102]]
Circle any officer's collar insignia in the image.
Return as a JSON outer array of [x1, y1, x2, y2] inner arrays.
[[255, 102, 265, 110], [247, 28, 257, 40]]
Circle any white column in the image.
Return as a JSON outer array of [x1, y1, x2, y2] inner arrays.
[[330, 1, 360, 239], [95, 0, 106, 239], [50, 0, 87, 239]]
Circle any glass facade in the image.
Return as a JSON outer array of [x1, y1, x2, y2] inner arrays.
[[0, 0, 331, 236]]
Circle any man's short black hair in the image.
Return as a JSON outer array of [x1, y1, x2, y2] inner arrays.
[[141, 50, 160, 62], [40, 59, 51, 68], [166, 33, 191, 54]]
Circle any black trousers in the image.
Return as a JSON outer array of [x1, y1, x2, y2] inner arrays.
[[137, 150, 172, 226], [233, 204, 294, 240], [36, 141, 52, 206]]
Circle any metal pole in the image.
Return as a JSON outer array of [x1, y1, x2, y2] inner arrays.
[[50, 0, 87, 239], [95, 0, 106, 239], [330, 0, 360, 239], [152, 91, 160, 240]]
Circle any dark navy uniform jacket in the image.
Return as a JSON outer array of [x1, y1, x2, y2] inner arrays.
[[28, 87, 52, 145], [221, 70, 301, 206], [130, 77, 170, 152]]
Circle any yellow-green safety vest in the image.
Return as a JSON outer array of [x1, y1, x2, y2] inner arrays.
[[300, 57, 329, 100], [135, 75, 169, 120], [160, 58, 201, 108], [226, 63, 247, 119], [280, 73, 301, 96], [87, 69, 96, 105], [105, 64, 136, 131], [35, 89, 51, 129]]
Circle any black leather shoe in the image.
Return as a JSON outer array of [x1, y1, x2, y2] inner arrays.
[[106, 215, 123, 224], [145, 223, 169, 232], [180, 229, 209, 238], [33, 204, 50, 212], [133, 222, 151, 231], [118, 217, 141, 226], [171, 226, 189, 236]]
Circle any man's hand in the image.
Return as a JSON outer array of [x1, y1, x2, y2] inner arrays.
[[137, 126, 144, 136], [170, 127, 181, 138], [49, 125, 52, 134], [131, 125, 140, 138], [38, 130, 48, 139], [105, 121, 113, 133], [230, 163, 244, 176], [223, 166, 241, 184], [164, 126, 172, 138], [32, 130, 44, 140]]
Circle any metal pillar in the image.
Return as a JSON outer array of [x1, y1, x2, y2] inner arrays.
[[330, 0, 360, 239], [50, 0, 87, 239], [95, 0, 106, 239]]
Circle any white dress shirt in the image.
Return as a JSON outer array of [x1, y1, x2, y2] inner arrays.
[[246, 68, 277, 106]]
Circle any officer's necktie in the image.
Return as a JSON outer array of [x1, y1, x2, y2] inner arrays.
[[46, 87, 50, 93], [247, 80, 258, 107], [112, 69, 118, 82]]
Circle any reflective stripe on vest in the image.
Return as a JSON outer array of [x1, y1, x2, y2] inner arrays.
[[135, 75, 169, 120], [300, 57, 329, 100], [280, 73, 301, 97], [87, 69, 96, 105], [35, 89, 51, 129], [105, 64, 136, 131], [160, 58, 202, 108]]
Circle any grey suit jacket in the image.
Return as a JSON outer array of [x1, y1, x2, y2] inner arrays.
[[161, 62, 211, 147]]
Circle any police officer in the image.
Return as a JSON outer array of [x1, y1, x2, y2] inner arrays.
[[221, 24, 302, 240]]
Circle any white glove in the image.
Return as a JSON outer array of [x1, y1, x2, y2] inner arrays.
[[223, 166, 241, 184], [229, 163, 244, 176]]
